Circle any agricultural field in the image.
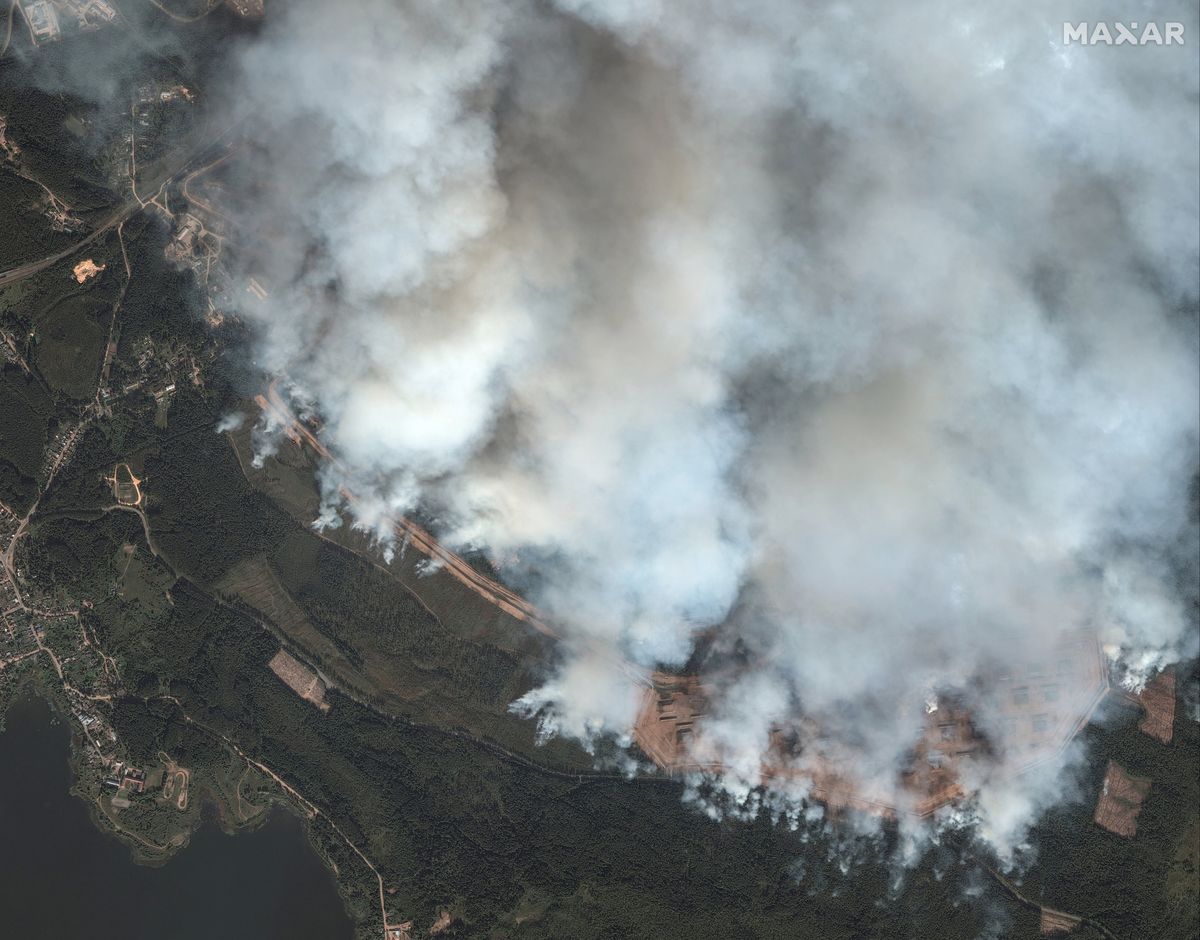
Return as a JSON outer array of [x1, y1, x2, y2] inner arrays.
[[32, 292, 107, 398]]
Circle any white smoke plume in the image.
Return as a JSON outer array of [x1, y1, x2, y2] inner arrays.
[[222, 0, 1199, 853]]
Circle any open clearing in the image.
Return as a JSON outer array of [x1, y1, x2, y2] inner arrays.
[[268, 648, 329, 711], [1138, 669, 1176, 744], [1094, 761, 1151, 838], [33, 292, 107, 399], [216, 554, 364, 692]]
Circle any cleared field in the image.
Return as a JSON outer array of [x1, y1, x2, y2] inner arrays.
[[33, 292, 107, 399], [221, 419, 587, 764], [227, 418, 322, 521], [1165, 817, 1199, 925], [221, 548, 499, 711], [216, 532, 587, 766], [1038, 908, 1080, 936], [268, 648, 329, 711], [217, 554, 312, 631], [1094, 761, 1151, 838], [0, 367, 51, 478], [228, 422, 545, 657], [1138, 669, 1176, 744], [113, 544, 173, 614], [216, 554, 366, 695]]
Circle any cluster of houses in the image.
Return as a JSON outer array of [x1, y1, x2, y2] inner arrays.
[[103, 761, 147, 810], [17, 0, 116, 47]]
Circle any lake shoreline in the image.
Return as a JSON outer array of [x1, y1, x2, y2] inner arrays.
[[0, 680, 356, 939]]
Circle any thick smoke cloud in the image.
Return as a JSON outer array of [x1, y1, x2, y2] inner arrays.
[[224, 0, 1199, 852]]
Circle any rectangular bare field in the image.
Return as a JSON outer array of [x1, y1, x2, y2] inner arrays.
[[219, 554, 368, 683], [1137, 668, 1176, 744], [268, 649, 328, 711], [1040, 907, 1081, 935], [1094, 760, 1150, 838]]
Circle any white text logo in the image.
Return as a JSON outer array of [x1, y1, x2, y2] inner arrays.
[[1063, 22, 1185, 45]]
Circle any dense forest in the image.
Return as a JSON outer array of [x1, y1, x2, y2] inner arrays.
[[0, 364, 53, 509]]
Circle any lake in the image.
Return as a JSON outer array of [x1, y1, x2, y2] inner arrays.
[[0, 692, 354, 940]]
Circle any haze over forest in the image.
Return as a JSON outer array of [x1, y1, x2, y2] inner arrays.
[[2, 0, 1197, 891], [201, 0, 1200, 853]]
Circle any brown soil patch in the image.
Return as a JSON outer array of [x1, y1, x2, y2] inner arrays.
[[268, 648, 328, 710], [1094, 760, 1151, 838], [633, 672, 715, 772], [634, 631, 1108, 819], [1040, 907, 1081, 935], [1137, 668, 1176, 744], [218, 556, 368, 695], [73, 258, 105, 283], [430, 910, 453, 935], [634, 673, 983, 819]]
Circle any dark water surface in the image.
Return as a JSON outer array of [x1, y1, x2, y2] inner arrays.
[[0, 693, 354, 940]]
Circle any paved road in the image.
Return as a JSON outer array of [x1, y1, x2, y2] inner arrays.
[[0, 137, 231, 290], [0, 212, 126, 288]]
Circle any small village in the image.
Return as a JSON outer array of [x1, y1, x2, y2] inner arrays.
[[0, 7, 277, 874], [0, 241, 216, 842], [13, 0, 261, 49], [15, 0, 116, 48], [1, 473, 190, 822]]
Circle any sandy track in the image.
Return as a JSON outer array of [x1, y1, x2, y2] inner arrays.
[[259, 383, 557, 638]]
